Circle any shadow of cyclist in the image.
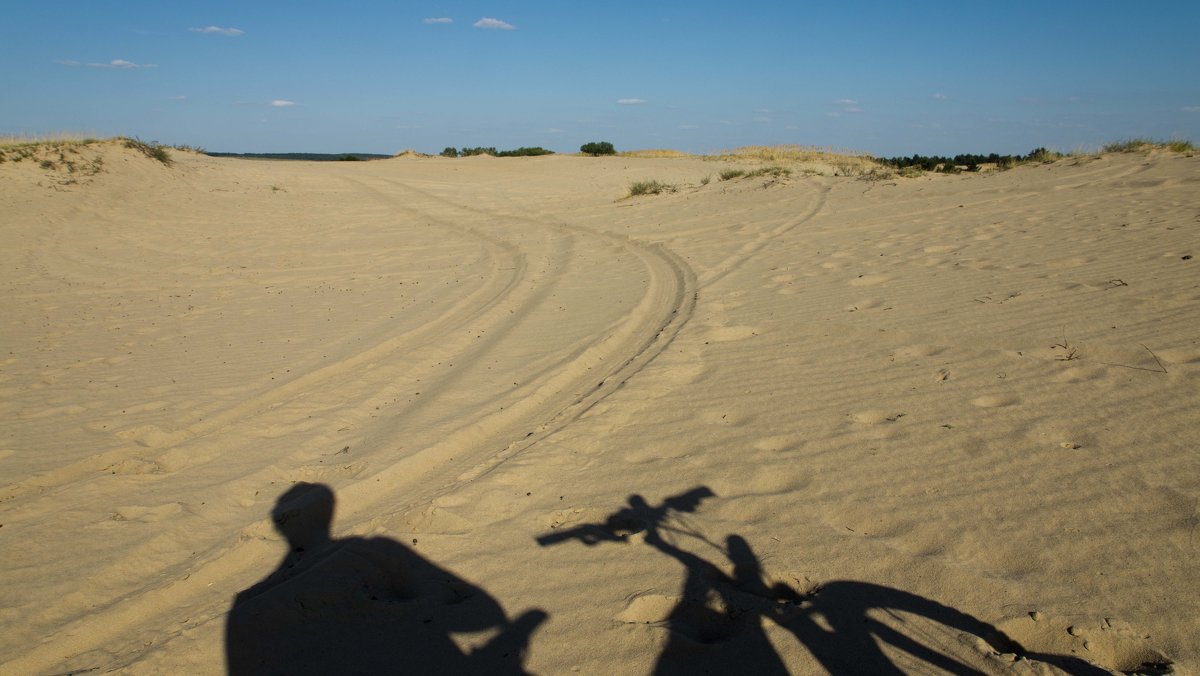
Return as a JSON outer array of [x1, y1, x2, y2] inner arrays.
[[227, 482, 546, 675]]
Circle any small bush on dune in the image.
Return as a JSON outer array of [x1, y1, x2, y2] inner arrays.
[[628, 180, 675, 196], [719, 169, 745, 181]]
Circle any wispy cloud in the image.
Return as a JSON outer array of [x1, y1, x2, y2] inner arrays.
[[423, 17, 453, 24], [474, 17, 515, 30], [85, 59, 155, 69], [843, 107, 863, 114], [931, 92, 948, 100], [617, 98, 646, 105], [168, 95, 187, 101], [190, 26, 245, 36], [270, 100, 297, 107], [833, 98, 857, 105], [1181, 106, 1200, 112]]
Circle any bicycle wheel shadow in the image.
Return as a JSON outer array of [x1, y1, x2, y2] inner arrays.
[[226, 482, 546, 675], [537, 486, 1123, 675]]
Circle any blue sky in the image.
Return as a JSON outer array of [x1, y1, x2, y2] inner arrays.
[[3, 1, 1198, 156]]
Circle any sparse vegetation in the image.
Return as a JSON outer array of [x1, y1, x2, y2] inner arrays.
[[620, 149, 691, 158], [1103, 138, 1195, 153], [718, 166, 791, 181], [699, 175, 711, 186], [581, 141, 616, 156], [121, 137, 173, 165], [627, 179, 676, 196], [745, 166, 791, 179], [0, 136, 106, 179]]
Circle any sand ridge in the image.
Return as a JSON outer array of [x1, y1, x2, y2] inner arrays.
[[1, 143, 1197, 673]]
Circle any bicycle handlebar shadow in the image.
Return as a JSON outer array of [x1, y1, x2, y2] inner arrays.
[[226, 482, 546, 675], [537, 487, 1112, 675]]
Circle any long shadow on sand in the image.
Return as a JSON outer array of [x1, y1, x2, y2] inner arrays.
[[226, 482, 545, 675], [537, 487, 1112, 675]]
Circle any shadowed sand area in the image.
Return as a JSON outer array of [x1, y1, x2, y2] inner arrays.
[[1, 144, 1197, 673]]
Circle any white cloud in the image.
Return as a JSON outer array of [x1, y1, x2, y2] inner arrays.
[[1181, 106, 1200, 112], [931, 92, 948, 100], [844, 107, 863, 114], [617, 98, 646, 105], [190, 26, 245, 36], [168, 95, 187, 101], [474, 17, 515, 30], [86, 59, 152, 69], [826, 112, 841, 118], [270, 100, 297, 107], [833, 98, 857, 105], [423, 17, 453, 24]]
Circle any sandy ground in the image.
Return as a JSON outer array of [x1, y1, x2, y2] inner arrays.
[[1, 144, 1197, 674]]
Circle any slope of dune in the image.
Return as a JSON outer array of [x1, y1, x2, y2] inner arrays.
[[1, 143, 1196, 674]]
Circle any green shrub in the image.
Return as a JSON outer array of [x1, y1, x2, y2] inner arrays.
[[441, 147, 459, 158], [496, 146, 555, 157], [628, 180, 675, 196], [338, 154, 362, 161], [460, 146, 497, 157], [719, 169, 745, 181], [581, 141, 616, 156]]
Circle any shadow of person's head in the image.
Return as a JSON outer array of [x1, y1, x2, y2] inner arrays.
[[271, 482, 335, 551]]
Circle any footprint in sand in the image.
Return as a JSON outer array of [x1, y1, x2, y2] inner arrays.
[[894, 344, 945, 359], [704, 325, 762, 342], [970, 394, 1018, 408], [996, 613, 1172, 674], [849, 274, 890, 287], [111, 502, 183, 523], [849, 410, 906, 424], [752, 434, 804, 453]]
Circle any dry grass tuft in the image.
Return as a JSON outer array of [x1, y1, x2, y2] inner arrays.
[[704, 144, 889, 178], [1103, 138, 1195, 154], [620, 149, 693, 159], [627, 179, 677, 197]]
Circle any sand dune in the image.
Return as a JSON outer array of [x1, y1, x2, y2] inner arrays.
[[1, 143, 1196, 673]]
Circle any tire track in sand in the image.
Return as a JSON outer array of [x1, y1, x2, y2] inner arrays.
[[2, 169, 698, 675]]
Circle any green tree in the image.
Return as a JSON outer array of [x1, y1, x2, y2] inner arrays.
[[580, 141, 616, 156], [441, 147, 459, 158]]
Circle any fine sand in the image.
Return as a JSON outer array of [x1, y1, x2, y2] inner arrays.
[[2, 144, 1197, 674]]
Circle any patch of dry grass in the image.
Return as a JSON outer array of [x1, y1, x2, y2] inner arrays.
[[619, 149, 693, 159], [1103, 138, 1195, 154], [704, 144, 889, 178]]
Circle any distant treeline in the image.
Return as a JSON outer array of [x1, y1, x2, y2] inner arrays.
[[441, 146, 554, 157], [875, 147, 1058, 172], [206, 152, 392, 161]]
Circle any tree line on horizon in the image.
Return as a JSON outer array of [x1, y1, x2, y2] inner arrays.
[[875, 147, 1059, 173]]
